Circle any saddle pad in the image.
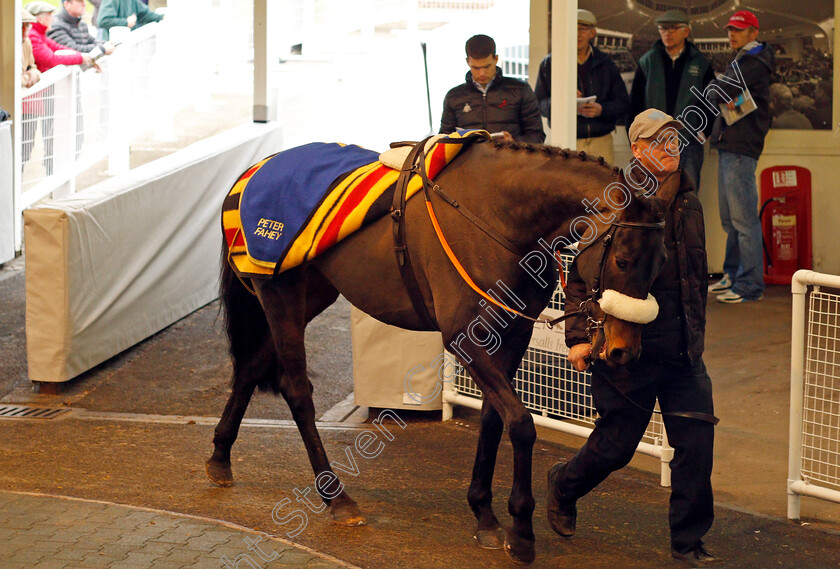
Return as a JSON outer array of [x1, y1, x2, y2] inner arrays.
[[222, 130, 487, 279]]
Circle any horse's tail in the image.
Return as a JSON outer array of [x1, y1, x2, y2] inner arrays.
[[220, 249, 280, 393]]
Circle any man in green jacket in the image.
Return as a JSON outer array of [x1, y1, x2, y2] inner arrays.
[[97, 0, 163, 41], [629, 10, 715, 190]]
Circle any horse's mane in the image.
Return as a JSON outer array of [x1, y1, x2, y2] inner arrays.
[[475, 137, 622, 178]]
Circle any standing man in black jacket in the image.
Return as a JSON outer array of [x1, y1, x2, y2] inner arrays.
[[48, 0, 115, 56], [439, 34, 544, 144], [534, 9, 630, 164], [547, 109, 721, 567], [629, 10, 715, 190]]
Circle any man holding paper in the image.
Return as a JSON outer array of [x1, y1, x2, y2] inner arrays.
[[534, 9, 629, 164], [705, 10, 774, 304]]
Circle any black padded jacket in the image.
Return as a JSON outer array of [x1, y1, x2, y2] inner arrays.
[[439, 68, 545, 144], [564, 170, 708, 364]]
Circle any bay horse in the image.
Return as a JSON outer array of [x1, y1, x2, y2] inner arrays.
[[206, 136, 680, 564]]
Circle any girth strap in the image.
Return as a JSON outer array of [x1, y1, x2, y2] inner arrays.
[[391, 136, 437, 328]]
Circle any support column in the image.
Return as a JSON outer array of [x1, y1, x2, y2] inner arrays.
[[253, 0, 272, 123], [550, 0, 577, 149]]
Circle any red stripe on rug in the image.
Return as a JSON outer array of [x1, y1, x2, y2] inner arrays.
[[427, 143, 448, 179], [313, 166, 389, 256], [224, 227, 245, 248]]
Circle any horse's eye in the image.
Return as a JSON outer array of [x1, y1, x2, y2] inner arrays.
[[615, 258, 629, 271]]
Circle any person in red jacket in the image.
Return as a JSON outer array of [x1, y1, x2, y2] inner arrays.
[[23, 2, 95, 175]]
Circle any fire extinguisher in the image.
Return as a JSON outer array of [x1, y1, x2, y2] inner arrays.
[[760, 196, 798, 278]]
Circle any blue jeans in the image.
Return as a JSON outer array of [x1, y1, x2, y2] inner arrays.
[[680, 142, 704, 191], [717, 151, 765, 299]]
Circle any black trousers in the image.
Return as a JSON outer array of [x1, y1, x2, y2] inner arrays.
[[557, 355, 715, 554]]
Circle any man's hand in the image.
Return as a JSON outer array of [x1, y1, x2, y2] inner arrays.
[[81, 53, 93, 67], [568, 343, 593, 372], [579, 102, 603, 118], [126, 13, 137, 28], [103, 42, 116, 55]]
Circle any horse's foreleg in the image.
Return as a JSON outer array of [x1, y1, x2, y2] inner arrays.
[[468, 398, 506, 549], [503, 398, 537, 564], [206, 336, 274, 487]]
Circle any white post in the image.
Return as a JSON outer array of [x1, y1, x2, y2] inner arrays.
[[787, 270, 809, 520], [441, 352, 456, 422], [659, 423, 674, 488], [51, 69, 76, 198], [107, 27, 131, 175], [253, 0, 271, 123], [549, 0, 577, 149], [152, 19, 176, 141]]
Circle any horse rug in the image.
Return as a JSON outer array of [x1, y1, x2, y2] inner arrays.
[[222, 130, 486, 278]]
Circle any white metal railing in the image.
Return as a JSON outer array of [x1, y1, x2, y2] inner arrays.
[[13, 21, 175, 251], [788, 269, 840, 519], [442, 251, 673, 487]]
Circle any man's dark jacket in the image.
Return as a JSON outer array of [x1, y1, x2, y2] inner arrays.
[[565, 170, 707, 364], [708, 43, 775, 159], [629, 39, 715, 141], [439, 67, 545, 143], [47, 8, 104, 54], [534, 47, 630, 138]]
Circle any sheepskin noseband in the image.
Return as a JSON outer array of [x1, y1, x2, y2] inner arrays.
[[598, 290, 659, 324]]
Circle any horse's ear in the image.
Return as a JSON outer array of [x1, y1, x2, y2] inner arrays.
[[655, 171, 681, 206]]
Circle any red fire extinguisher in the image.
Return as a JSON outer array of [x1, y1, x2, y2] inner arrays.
[[760, 166, 812, 285], [769, 199, 798, 277]]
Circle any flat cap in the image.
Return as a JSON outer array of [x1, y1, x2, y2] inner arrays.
[[655, 10, 689, 25], [21, 10, 37, 23], [578, 9, 597, 27], [629, 108, 683, 143], [25, 1, 57, 16]]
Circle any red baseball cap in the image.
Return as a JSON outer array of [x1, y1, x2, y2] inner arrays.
[[726, 10, 759, 30]]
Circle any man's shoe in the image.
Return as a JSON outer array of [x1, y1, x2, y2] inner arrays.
[[707, 275, 732, 294], [672, 545, 722, 567], [716, 290, 763, 304], [546, 462, 577, 537]]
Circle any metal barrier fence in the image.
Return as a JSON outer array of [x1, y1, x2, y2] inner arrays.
[[442, 251, 673, 487], [788, 270, 840, 519], [14, 21, 173, 251]]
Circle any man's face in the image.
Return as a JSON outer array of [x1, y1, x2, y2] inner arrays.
[[467, 54, 498, 86], [658, 24, 690, 51], [631, 129, 681, 179], [64, 0, 86, 18], [727, 26, 759, 51], [36, 12, 53, 29], [577, 24, 596, 51]]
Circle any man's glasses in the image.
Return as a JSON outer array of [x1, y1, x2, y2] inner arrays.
[[658, 25, 687, 33]]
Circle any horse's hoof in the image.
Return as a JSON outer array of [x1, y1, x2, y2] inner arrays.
[[205, 459, 234, 488], [503, 533, 536, 565], [330, 501, 366, 526], [474, 526, 505, 549]]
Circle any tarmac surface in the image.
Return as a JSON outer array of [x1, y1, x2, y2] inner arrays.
[[1, 255, 840, 568]]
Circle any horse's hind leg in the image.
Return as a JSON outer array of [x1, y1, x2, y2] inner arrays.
[[206, 337, 271, 486], [207, 264, 280, 487], [469, 398, 505, 549], [257, 271, 365, 526]]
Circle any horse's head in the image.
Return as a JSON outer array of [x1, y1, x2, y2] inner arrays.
[[572, 170, 681, 367]]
